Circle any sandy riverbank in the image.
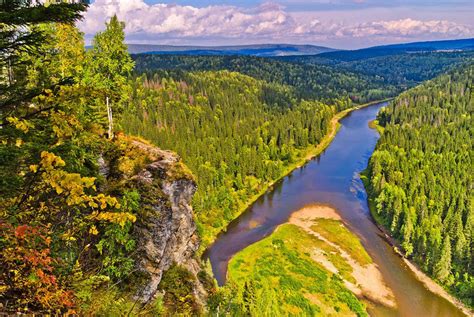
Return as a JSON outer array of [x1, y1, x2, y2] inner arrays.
[[201, 99, 391, 253], [288, 204, 397, 309], [374, 222, 473, 317]]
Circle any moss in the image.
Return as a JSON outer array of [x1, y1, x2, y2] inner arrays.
[[159, 264, 201, 316], [197, 270, 216, 294], [167, 160, 196, 182]]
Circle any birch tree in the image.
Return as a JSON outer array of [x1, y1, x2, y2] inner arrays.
[[84, 15, 134, 139]]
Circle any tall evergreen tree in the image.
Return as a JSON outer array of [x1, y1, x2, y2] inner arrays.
[[434, 235, 453, 283], [0, 0, 87, 120]]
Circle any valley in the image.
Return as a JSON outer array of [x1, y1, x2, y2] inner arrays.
[[1, 1, 473, 315], [206, 102, 470, 316]]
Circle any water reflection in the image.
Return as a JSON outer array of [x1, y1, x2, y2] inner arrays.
[[205, 102, 465, 317]]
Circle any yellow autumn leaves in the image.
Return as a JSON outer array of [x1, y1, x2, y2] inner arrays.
[[28, 151, 136, 236]]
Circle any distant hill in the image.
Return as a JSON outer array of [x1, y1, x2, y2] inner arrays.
[[126, 44, 336, 57], [317, 38, 474, 62]]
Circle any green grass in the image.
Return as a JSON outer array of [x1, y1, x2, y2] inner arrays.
[[200, 99, 392, 253], [228, 224, 368, 316], [311, 219, 372, 266]]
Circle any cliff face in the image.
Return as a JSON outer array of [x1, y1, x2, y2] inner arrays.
[[105, 137, 202, 303]]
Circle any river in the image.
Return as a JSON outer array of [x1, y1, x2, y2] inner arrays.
[[205, 102, 466, 316]]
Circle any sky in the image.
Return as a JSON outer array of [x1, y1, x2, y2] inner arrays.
[[78, 0, 474, 49]]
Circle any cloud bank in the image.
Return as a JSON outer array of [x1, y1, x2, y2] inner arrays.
[[79, 0, 474, 47]]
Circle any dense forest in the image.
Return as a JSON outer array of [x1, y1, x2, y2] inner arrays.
[[281, 51, 474, 88], [3, 1, 473, 315], [366, 64, 474, 306], [123, 72, 351, 247], [1, 3, 174, 314], [133, 54, 398, 103]]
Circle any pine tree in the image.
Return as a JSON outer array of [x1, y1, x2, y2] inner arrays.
[[0, 0, 87, 119], [242, 280, 257, 314]]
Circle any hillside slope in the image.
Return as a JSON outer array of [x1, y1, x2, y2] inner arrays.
[[133, 54, 397, 103], [365, 63, 474, 306], [123, 71, 354, 248]]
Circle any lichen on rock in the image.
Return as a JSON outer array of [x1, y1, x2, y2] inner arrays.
[[105, 136, 204, 304]]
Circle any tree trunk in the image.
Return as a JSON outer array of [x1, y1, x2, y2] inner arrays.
[[106, 96, 114, 139]]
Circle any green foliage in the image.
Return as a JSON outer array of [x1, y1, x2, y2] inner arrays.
[[0, 0, 87, 117], [74, 286, 139, 317], [159, 264, 201, 315], [83, 14, 135, 137], [226, 224, 368, 316], [132, 54, 398, 104], [367, 64, 474, 306], [122, 70, 345, 247], [0, 4, 141, 313], [95, 190, 139, 280]]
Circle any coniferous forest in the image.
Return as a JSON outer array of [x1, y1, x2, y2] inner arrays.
[[1, 1, 474, 315], [123, 71, 350, 246], [132, 54, 399, 103], [366, 64, 474, 306]]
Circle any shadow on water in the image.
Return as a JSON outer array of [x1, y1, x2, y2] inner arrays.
[[204, 102, 466, 317]]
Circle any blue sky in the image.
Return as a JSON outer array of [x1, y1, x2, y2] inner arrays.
[[81, 0, 474, 49]]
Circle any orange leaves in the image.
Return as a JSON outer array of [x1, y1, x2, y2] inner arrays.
[[14, 224, 31, 238], [0, 222, 76, 312]]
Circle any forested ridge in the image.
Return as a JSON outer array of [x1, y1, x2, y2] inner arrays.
[[133, 54, 398, 103], [280, 51, 474, 88], [366, 64, 474, 306], [123, 71, 352, 247], [3, 1, 474, 315]]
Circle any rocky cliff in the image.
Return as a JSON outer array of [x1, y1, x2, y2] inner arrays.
[[104, 136, 204, 304]]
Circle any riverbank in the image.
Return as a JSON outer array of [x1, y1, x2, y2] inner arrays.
[[288, 205, 396, 309], [361, 162, 473, 316], [201, 99, 391, 253], [226, 204, 374, 316]]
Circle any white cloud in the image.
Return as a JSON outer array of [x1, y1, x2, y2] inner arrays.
[[80, 1, 295, 40], [78, 0, 473, 46], [340, 18, 472, 39]]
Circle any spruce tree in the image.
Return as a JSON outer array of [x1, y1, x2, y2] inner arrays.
[[434, 235, 452, 283], [0, 0, 87, 119]]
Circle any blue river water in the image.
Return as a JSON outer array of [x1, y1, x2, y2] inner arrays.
[[206, 102, 466, 316]]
